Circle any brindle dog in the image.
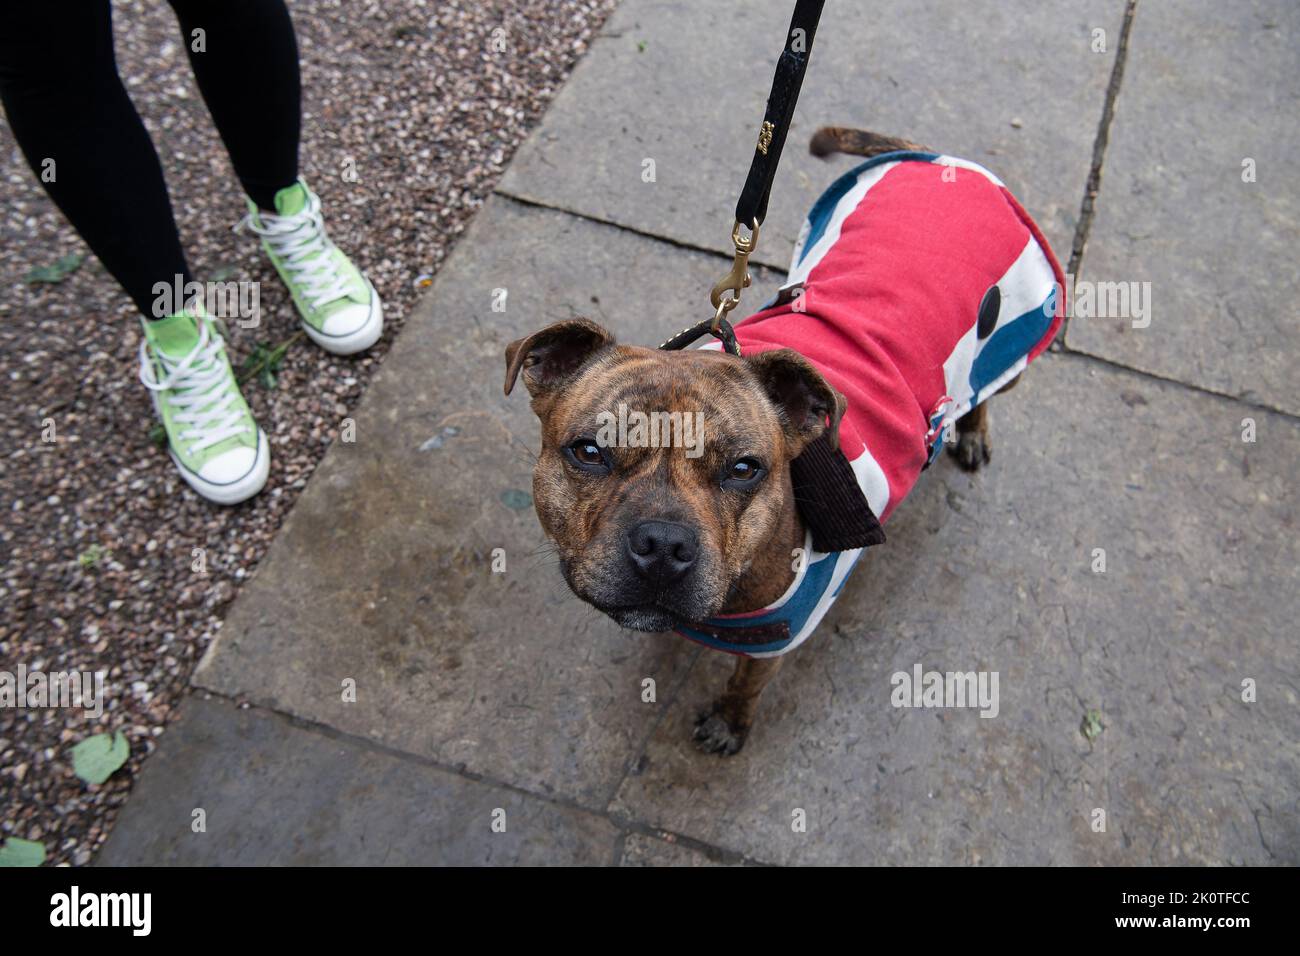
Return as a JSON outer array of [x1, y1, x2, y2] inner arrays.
[[505, 128, 1017, 755]]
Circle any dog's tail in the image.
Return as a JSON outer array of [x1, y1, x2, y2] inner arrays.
[[809, 126, 929, 160]]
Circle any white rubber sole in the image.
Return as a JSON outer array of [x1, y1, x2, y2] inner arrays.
[[167, 428, 271, 505], [302, 281, 384, 355], [145, 347, 270, 506]]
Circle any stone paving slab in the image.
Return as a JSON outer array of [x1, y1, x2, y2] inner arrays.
[[191, 192, 1298, 866], [612, 354, 1300, 866], [100, 0, 1299, 867], [1067, 0, 1299, 415], [98, 695, 620, 866], [500, 0, 1125, 268], [194, 196, 779, 809], [616, 833, 739, 866]]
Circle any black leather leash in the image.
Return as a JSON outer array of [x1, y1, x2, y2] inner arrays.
[[658, 0, 887, 563], [734, 0, 826, 234], [660, 0, 826, 357]]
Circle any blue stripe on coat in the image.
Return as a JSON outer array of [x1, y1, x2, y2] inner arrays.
[[797, 151, 941, 269], [968, 288, 1056, 398], [677, 550, 841, 654]]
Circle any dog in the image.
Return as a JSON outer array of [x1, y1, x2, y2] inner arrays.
[[505, 127, 1066, 755]]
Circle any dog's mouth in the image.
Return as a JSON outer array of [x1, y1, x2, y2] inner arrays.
[[561, 557, 717, 632], [599, 602, 693, 633], [559, 554, 722, 634]]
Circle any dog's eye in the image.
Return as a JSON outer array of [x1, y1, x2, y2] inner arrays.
[[565, 438, 609, 473], [572, 441, 603, 464], [722, 457, 765, 489]]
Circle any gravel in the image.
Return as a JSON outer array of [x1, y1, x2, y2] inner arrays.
[[0, 0, 615, 866]]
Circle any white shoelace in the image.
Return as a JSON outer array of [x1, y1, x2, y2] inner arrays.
[[139, 321, 249, 453], [242, 190, 352, 310]]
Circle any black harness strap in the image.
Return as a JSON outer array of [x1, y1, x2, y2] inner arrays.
[[658, 316, 740, 354]]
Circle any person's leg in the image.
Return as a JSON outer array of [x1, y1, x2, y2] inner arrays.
[[0, 0, 192, 317], [0, 0, 268, 504], [167, 0, 383, 355], [168, 0, 301, 211]]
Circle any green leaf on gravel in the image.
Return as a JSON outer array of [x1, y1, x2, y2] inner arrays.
[[77, 544, 106, 568], [238, 335, 298, 390], [0, 837, 46, 867], [24, 253, 85, 284], [148, 423, 168, 449], [500, 488, 533, 510], [71, 730, 130, 785], [1081, 709, 1104, 742]]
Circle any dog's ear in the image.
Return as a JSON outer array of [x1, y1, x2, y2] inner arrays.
[[745, 348, 847, 455], [504, 319, 615, 398]]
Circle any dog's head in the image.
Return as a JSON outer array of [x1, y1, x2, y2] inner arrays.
[[505, 318, 844, 631]]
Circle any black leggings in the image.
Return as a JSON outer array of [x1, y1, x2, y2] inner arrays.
[[0, 0, 301, 317]]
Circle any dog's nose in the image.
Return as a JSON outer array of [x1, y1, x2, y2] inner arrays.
[[626, 520, 698, 583]]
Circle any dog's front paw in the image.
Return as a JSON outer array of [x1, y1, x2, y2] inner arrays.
[[950, 430, 991, 472], [693, 706, 747, 756]]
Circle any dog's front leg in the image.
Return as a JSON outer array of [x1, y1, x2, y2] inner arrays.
[[951, 375, 1021, 471], [693, 656, 784, 756], [951, 401, 992, 471]]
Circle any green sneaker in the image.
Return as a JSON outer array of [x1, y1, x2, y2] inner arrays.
[[138, 306, 269, 505], [244, 178, 383, 355]]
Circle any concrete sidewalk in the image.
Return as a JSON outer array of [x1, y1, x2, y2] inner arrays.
[[100, 0, 1299, 866]]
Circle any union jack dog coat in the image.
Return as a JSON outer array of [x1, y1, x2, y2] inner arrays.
[[680, 151, 1067, 657]]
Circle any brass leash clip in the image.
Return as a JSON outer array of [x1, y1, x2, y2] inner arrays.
[[708, 219, 760, 332]]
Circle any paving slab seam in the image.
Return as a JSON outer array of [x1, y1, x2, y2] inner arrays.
[[493, 190, 774, 272], [1052, 346, 1300, 423], [180, 686, 762, 866], [606, 812, 767, 866], [609, 832, 628, 866], [1062, 0, 1140, 311]]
